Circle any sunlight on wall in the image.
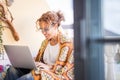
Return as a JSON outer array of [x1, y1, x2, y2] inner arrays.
[[2, 0, 50, 57]]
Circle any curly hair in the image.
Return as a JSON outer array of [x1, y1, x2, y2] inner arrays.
[[37, 10, 65, 27]]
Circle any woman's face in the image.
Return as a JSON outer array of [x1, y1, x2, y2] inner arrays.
[[39, 21, 57, 40]]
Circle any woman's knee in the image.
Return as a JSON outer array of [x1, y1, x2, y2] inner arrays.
[[17, 73, 34, 80], [6, 66, 19, 75], [4, 66, 20, 80]]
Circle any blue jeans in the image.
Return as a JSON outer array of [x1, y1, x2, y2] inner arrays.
[[4, 66, 32, 80], [17, 73, 34, 80]]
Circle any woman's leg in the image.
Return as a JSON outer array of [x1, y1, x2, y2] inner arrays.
[[17, 73, 34, 80], [4, 66, 31, 80]]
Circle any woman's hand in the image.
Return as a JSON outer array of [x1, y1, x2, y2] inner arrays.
[[35, 62, 51, 75], [35, 62, 51, 70]]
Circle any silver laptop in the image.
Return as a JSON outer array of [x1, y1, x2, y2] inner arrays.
[[4, 45, 37, 70]]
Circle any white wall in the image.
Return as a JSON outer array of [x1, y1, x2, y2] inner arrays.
[[2, 0, 50, 57], [46, 0, 73, 25]]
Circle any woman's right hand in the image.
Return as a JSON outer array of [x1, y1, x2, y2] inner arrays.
[[35, 62, 50, 70], [35, 62, 51, 75]]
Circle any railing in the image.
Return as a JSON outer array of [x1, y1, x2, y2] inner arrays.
[[104, 44, 120, 80]]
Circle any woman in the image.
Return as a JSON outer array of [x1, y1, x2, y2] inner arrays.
[[4, 10, 74, 80]]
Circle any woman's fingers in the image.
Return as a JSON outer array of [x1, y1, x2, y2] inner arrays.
[[35, 62, 50, 70]]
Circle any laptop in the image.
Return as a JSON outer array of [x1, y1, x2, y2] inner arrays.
[[4, 45, 37, 70]]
